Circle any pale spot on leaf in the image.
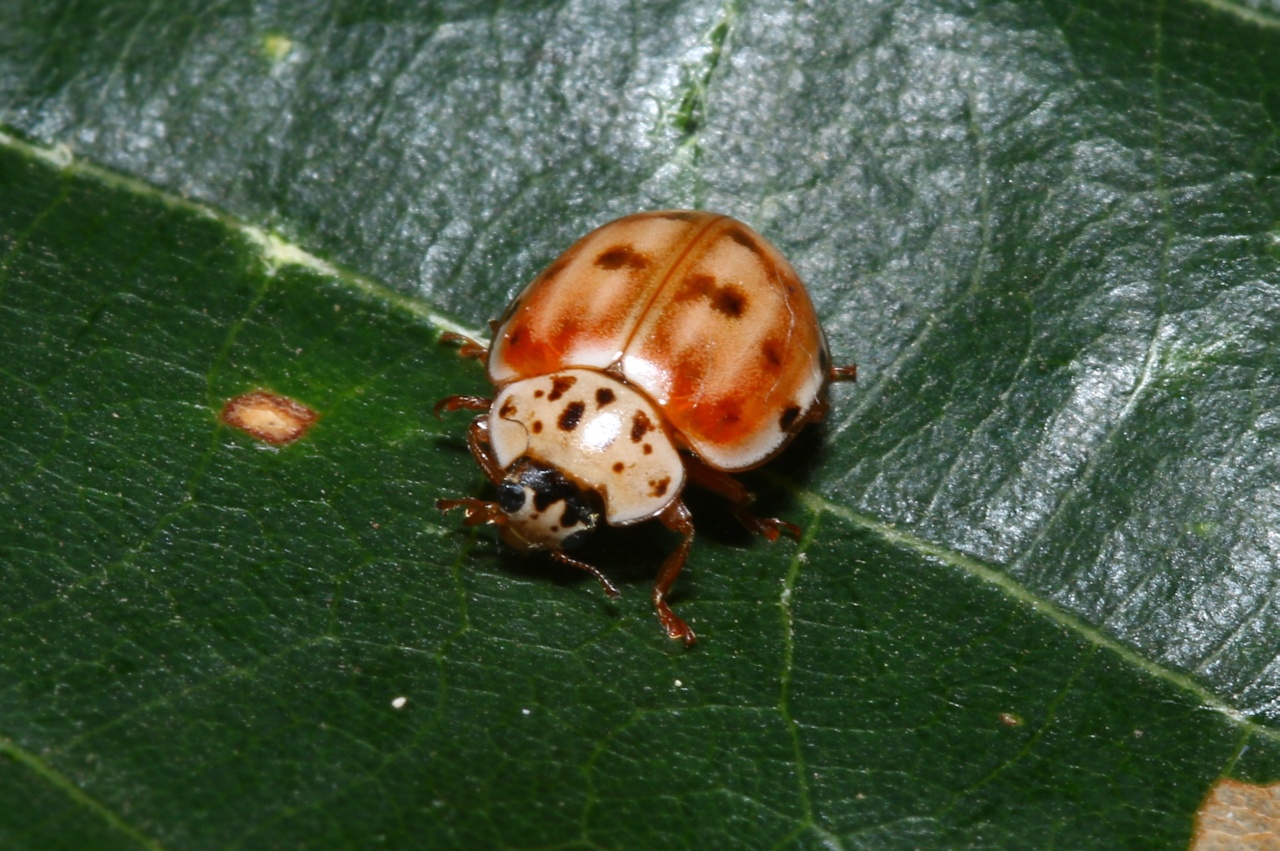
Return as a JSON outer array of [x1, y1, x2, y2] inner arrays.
[[220, 390, 318, 445]]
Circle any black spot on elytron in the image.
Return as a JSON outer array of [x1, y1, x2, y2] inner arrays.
[[658, 211, 701, 222], [595, 387, 616, 408], [711, 285, 748, 318], [649, 477, 670, 498], [594, 244, 649, 271], [548, 375, 577, 402], [558, 401, 586, 431], [630, 410, 653, 442], [613, 462, 625, 473], [780, 405, 802, 431], [498, 399, 517, 418], [532, 420, 544, 434], [725, 224, 763, 256], [643, 443, 653, 454], [534, 389, 545, 398], [497, 482, 525, 513], [679, 273, 748, 319], [761, 338, 785, 371], [550, 524, 559, 533]]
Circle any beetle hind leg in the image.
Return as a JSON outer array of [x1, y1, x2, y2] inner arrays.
[[685, 458, 801, 542]]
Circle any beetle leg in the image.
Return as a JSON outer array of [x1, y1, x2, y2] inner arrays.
[[460, 417, 507, 485], [437, 497, 507, 527], [684, 458, 801, 543], [830, 363, 858, 382], [551, 550, 621, 599], [654, 500, 697, 646], [434, 395, 492, 417], [440, 330, 489, 361]]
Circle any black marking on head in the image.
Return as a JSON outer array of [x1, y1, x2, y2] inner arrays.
[[649, 477, 670, 498], [558, 401, 585, 432], [507, 459, 603, 541], [643, 443, 652, 454], [630, 410, 653, 442], [548, 375, 577, 402], [497, 481, 526, 513], [594, 244, 649, 271], [780, 404, 802, 431], [595, 388, 616, 408], [498, 399, 518, 418]]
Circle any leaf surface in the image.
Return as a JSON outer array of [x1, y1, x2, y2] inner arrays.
[[3, 0, 1280, 847]]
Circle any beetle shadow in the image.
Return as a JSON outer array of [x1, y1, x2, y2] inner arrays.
[[457, 420, 838, 605]]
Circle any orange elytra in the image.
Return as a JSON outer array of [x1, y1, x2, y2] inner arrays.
[[436, 210, 855, 645]]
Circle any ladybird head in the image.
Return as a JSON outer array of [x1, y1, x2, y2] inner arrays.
[[495, 457, 602, 552]]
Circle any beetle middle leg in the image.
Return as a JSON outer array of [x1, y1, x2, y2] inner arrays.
[[684, 458, 801, 542], [654, 500, 697, 647], [440, 330, 489, 361]]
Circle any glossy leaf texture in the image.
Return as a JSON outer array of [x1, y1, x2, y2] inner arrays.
[[3, 0, 1280, 847]]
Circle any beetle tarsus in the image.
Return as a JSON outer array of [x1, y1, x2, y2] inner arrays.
[[434, 395, 492, 417]]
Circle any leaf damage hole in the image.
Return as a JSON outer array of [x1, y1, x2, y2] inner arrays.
[[220, 390, 318, 445], [1192, 778, 1280, 849]]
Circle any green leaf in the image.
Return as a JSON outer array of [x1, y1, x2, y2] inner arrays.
[[3, 0, 1280, 847]]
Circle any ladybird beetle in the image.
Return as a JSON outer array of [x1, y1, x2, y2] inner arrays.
[[437, 210, 855, 645]]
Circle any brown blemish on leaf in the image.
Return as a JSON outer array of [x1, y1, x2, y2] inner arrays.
[[997, 712, 1023, 727], [1193, 778, 1280, 849], [220, 390, 318, 445]]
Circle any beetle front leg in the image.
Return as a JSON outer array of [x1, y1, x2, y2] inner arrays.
[[654, 500, 697, 647], [684, 458, 801, 542], [551, 550, 621, 599], [434, 395, 492, 417], [437, 497, 507, 527], [437, 420, 507, 522]]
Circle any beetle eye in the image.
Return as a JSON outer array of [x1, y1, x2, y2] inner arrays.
[[496, 481, 525, 513]]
